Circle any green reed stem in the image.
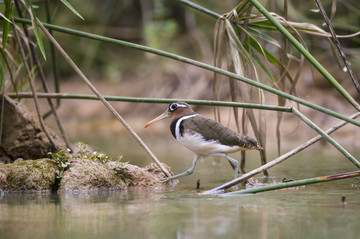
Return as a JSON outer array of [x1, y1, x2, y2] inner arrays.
[[202, 111, 360, 194], [8, 92, 292, 112], [179, 0, 360, 110], [13, 17, 360, 128], [223, 171, 360, 195], [292, 108, 360, 168]]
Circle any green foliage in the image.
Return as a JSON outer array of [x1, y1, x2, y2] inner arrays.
[[24, 0, 47, 60], [2, 0, 12, 50], [144, 19, 178, 52], [60, 0, 84, 20], [49, 142, 125, 180], [49, 148, 71, 180]]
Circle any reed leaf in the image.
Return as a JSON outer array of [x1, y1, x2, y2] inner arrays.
[[12, 18, 360, 128], [223, 17, 268, 174], [248, 0, 359, 109], [250, 49, 275, 83], [60, 0, 84, 20], [7, 92, 293, 112], [0, 57, 5, 146], [24, 0, 46, 60], [223, 171, 360, 195], [2, 0, 12, 50], [213, 18, 226, 122]]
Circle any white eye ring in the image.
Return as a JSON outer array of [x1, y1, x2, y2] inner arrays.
[[169, 102, 187, 112], [169, 103, 178, 111]]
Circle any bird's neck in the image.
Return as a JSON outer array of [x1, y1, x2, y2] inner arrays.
[[170, 113, 197, 139]]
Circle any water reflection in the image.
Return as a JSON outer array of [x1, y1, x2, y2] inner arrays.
[[1, 147, 360, 239], [1, 180, 359, 239]]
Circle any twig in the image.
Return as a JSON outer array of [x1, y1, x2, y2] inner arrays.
[[13, 17, 360, 128], [180, 0, 360, 110], [43, 0, 61, 114], [203, 111, 360, 194], [314, 0, 360, 95], [0, 49, 14, 146], [12, 18, 57, 151], [223, 170, 360, 195], [178, 0, 220, 19], [7, 92, 293, 112], [292, 108, 360, 168], [36, 20, 171, 177], [15, 0, 72, 151], [0, 59, 5, 147]]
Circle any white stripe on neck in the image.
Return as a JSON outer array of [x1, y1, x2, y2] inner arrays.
[[175, 114, 197, 141]]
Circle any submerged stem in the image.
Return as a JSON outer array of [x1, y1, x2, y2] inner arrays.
[[292, 108, 360, 168], [37, 20, 171, 178], [203, 111, 360, 194], [223, 171, 360, 195], [8, 92, 292, 112]]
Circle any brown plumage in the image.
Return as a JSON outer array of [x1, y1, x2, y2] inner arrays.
[[181, 115, 261, 150], [145, 102, 261, 182]]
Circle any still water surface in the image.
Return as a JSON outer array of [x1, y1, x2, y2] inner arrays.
[[1, 145, 360, 239]]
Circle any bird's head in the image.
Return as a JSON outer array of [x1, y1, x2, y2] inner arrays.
[[144, 102, 195, 128]]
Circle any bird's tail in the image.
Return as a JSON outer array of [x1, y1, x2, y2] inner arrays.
[[241, 135, 262, 150]]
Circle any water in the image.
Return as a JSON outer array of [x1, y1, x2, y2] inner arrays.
[[1, 181, 359, 239], [1, 142, 360, 239]]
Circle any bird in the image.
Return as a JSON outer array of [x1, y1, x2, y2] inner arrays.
[[144, 102, 262, 182]]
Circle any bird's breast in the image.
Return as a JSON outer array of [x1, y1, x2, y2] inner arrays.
[[170, 114, 196, 139], [178, 130, 241, 155]]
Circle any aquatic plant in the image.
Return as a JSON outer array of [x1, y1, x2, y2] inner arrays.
[[49, 142, 125, 181], [1, 0, 359, 194]]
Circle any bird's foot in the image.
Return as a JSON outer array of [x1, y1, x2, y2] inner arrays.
[[159, 177, 179, 186], [159, 177, 170, 182]]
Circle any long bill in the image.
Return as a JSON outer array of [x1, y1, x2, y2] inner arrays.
[[144, 111, 171, 128]]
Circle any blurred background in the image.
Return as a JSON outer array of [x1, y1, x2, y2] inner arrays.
[[17, 0, 360, 167]]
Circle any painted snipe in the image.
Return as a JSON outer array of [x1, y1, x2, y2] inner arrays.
[[145, 102, 262, 182]]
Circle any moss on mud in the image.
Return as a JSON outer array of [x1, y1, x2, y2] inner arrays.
[[0, 159, 57, 191]]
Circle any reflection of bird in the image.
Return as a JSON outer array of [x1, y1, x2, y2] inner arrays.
[[145, 102, 262, 182]]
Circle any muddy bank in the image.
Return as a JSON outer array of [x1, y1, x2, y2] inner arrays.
[[0, 95, 173, 193], [0, 157, 172, 193], [0, 96, 64, 164]]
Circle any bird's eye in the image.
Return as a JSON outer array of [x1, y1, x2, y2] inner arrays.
[[169, 103, 178, 112]]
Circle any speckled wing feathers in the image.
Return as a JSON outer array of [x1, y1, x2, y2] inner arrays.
[[182, 115, 260, 150]]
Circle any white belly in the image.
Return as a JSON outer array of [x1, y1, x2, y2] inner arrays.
[[178, 131, 240, 155]]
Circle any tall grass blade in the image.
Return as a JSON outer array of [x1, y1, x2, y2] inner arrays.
[[203, 111, 360, 194], [60, 0, 84, 20], [224, 18, 268, 174], [248, 0, 360, 110], [293, 108, 360, 168], [13, 17, 360, 128], [36, 20, 171, 177], [24, 0, 46, 60], [2, 0, 12, 50], [223, 171, 360, 195], [314, 0, 360, 94], [213, 19, 226, 122], [0, 57, 5, 146], [7, 92, 293, 112]]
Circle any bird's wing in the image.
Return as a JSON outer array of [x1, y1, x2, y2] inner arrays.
[[183, 115, 259, 149]]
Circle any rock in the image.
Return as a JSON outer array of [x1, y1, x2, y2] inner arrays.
[[59, 160, 172, 192], [0, 96, 65, 163], [0, 159, 57, 192], [108, 161, 168, 188], [144, 162, 173, 178], [58, 159, 126, 192], [0, 155, 174, 193]]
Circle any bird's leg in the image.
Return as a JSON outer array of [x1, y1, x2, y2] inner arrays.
[[212, 153, 239, 178], [160, 155, 200, 182], [240, 151, 246, 174], [227, 160, 241, 175], [225, 155, 239, 178]]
